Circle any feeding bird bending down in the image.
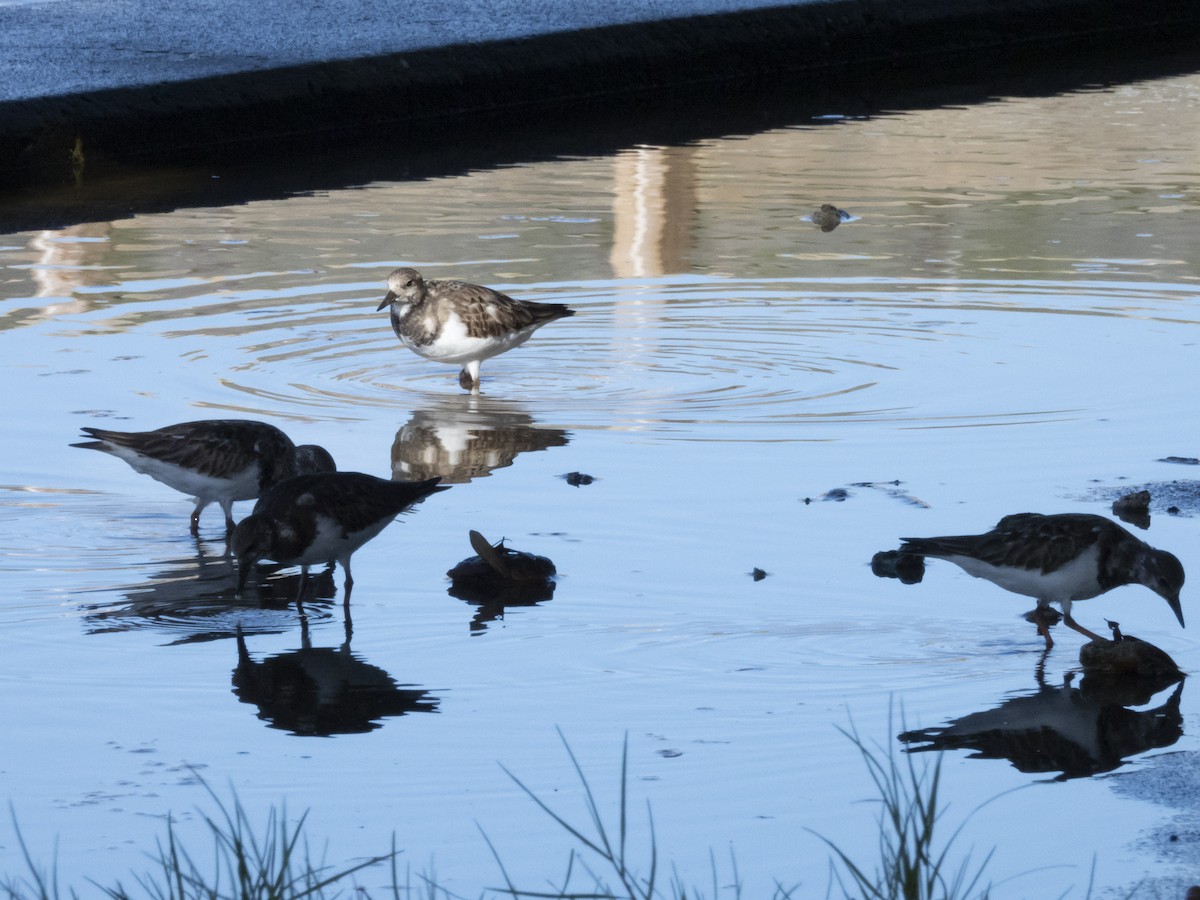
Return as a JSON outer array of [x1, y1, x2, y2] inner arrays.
[[232, 471, 448, 604], [72, 419, 335, 536], [899, 512, 1184, 648]]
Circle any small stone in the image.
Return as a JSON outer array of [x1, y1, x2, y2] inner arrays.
[[871, 550, 925, 584], [808, 203, 851, 232]]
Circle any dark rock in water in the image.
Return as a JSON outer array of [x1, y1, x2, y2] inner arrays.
[[1079, 631, 1182, 679], [1158, 456, 1200, 465], [1112, 489, 1151, 529], [562, 471, 595, 487], [750, 567, 768, 581], [871, 550, 925, 584], [447, 530, 556, 601], [808, 203, 851, 232], [446, 531, 557, 632], [822, 487, 851, 501]]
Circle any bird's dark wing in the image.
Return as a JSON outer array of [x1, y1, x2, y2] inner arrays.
[[79, 420, 293, 480], [258, 473, 448, 534], [901, 513, 1107, 574]]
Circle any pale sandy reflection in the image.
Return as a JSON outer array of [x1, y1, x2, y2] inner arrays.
[[610, 145, 697, 278], [28, 222, 114, 304]]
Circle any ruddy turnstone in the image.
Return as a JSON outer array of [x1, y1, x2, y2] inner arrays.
[[231, 472, 448, 602], [72, 419, 335, 535], [376, 267, 575, 391], [899, 512, 1185, 648]]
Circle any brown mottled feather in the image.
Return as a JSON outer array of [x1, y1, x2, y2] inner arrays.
[[381, 267, 573, 347]]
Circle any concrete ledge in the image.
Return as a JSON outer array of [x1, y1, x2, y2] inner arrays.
[[2, 0, 1200, 196]]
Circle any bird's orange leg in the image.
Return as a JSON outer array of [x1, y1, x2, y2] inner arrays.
[[1063, 613, 1105, 642]]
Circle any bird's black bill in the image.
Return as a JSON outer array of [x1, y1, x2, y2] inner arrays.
[[1167, 593, 1185, 628], [376, 290, 397, 312]]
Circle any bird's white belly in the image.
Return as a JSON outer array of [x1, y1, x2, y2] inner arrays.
[[292, 514, 395, 566], [120, 450, 259, 501], [404, 312, 535, 365], [945, 544, 1103, 602]]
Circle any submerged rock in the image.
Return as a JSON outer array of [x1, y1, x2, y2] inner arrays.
[[447, 530, 556, 595]]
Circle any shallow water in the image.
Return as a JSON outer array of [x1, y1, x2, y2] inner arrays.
[[3, 69, 1200, 897]]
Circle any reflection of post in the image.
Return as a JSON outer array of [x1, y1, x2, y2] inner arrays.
[[30, 222, 113, 298], [610, 146, 696, 278]]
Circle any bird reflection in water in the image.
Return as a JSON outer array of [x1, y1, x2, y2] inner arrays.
[[232, 616, 439, 736], [446, 530, 557, 633], [899, 658, 1185, 780], [81, 541, 336, 643], [391, 395, 569, 484]]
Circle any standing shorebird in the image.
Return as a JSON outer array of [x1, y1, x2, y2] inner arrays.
[[232, 471, 448, 603], [71, 419, 335, 536], [376, 267, 575, 391], [899, 512, 1185, 648]]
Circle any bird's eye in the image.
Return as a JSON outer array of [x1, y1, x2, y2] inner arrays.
[[405, 280, 414, 288]]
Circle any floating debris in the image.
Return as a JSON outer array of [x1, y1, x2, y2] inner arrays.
[[805, 481, 927, 507], [851, 480, 931, 508], [803, 487, 850, 504], [562, 471, 596, 487], [750, 567, 768, 581], [870, 550, 925, 584], [1158, 456, 1199, 465]]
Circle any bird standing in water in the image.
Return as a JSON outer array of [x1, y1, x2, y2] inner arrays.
[[232, 471, 448, 604], [72, 419, 335, 536], [376, 267, 575, 392]]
